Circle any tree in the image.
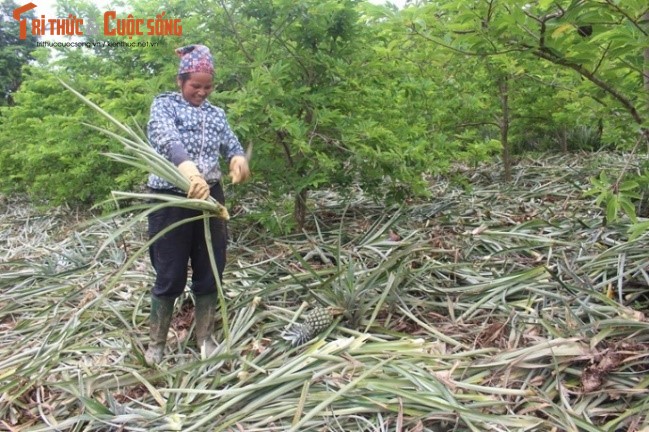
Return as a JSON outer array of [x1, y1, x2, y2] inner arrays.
[[406, 0, 648, 223], [0, 0, 39, 106], [211, 0, 440, 231], [6, 0, 644, 229], [408, 0, 649, 144], [0, 0, 177, 204]]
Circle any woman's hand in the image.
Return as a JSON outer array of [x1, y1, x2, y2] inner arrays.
[[178, 161, 210, 200], [229, 155, 250, 184]]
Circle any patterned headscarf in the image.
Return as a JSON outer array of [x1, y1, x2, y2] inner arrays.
[[176, 44, 214, 75]]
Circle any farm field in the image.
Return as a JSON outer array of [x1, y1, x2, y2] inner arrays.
[[1, 153, 648, 431]]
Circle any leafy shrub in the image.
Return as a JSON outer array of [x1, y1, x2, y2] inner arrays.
[[566, 125, 602, 152], [0, 66, 146, 205]]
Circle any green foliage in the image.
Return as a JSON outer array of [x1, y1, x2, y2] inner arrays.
[[565, 125, 602, 151], [458, 138, 502, 168], [245, 194, 299, 237], [0, 0, 175, 204], [0, 64, 148, 204], [0, 0, 647, 235], [210, 0, 445, 225], [407, 0, 649, 150], [0, 0, 39, 106], [586, 171, 641, 224], [404, 0, 649, 237], [626, 162, 649, 238]]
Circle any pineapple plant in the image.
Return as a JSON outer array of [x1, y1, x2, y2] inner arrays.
[[282, 236, 411, 346], [281, 307, 343, 346]]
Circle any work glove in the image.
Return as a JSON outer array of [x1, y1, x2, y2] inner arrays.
[[229, 155, 250, 184], [178, 161, 210, 200]]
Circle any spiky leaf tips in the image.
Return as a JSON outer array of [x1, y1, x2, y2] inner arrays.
[[281, 307, 334, 346]]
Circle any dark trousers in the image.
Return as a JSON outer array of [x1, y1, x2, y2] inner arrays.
[[148, 183, 227, 298]]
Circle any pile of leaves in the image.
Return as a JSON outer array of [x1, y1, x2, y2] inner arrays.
[[0, 152, 648, 431]]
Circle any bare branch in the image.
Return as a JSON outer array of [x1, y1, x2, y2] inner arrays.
[[604, 0, 648, 36], [217, 0, 254, 63], [454, 121, 500, 129], [408, 24, 528, 57], [529, 46, 643, 124], [591, 42, 611, 76]]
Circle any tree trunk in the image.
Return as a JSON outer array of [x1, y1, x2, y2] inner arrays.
[[294, 188, 308, 232], [644, 12, 649, 152], [644, 12, 649, 99], [498, 77, 511, 182], [274, 130, 308, 231], [559, 128, 568, 153]]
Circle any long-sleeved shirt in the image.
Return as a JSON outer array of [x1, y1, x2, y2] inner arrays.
[[146, 91, 244, 191]]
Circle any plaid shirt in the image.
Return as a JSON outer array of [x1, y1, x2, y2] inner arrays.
[[146, 92, 244, 190]]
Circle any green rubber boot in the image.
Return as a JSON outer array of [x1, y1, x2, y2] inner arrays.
[[194, 293, 218, 357], [144, 295, 175, 366]]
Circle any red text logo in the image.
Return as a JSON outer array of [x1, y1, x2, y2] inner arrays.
[[12, 3, 182, 39]]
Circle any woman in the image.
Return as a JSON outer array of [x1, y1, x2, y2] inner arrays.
[[144, 44, 250, 365]]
